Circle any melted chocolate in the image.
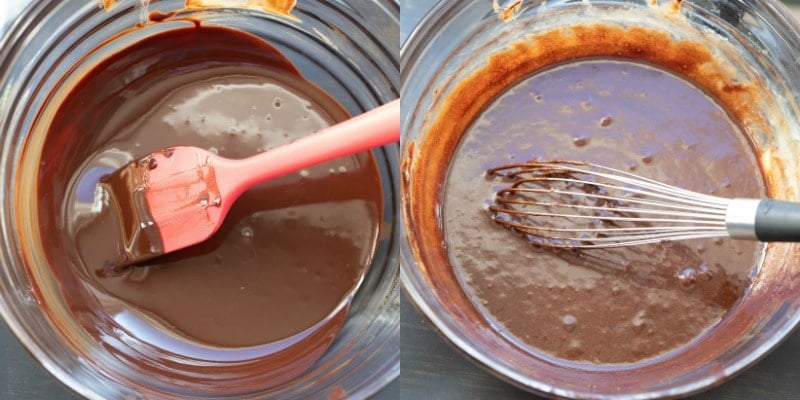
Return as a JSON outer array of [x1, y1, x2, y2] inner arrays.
[[38, 25, 382, 374], [96, 155, 165, 268], [401, 14, 780, 370], [443, 60, 763, 363]]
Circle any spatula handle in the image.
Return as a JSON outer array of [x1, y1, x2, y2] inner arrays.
[[726, 198, 800, 241], [223, 99, 399, 195], [754, 199, 800, 241]]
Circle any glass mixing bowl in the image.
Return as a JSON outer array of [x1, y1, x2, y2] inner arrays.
[[0, 0, 399, 398], [401, 0, 800, 398]]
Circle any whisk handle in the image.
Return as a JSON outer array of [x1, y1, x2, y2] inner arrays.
[[753, 200, 800, 242]]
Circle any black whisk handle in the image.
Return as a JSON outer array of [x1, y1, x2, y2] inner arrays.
[[754, 199, 800, 242]]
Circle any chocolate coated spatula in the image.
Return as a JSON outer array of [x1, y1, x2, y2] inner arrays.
[[100, 99, 399, 267]]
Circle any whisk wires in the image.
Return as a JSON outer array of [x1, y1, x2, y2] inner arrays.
[[487, 160, 731, 249]]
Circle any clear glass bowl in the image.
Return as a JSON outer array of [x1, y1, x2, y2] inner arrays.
[[0, 1, 399, 398], [401, 0, 800, 398]]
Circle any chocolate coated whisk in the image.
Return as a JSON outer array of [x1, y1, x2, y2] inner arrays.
[[487, 161, 800, 249]]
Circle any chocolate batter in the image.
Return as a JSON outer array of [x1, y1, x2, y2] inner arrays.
[[38, 24, 382, 362], [444, 60, 763, 363], [404, 21, 770, 366]]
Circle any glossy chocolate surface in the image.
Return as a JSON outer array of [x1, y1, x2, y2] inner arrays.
[[36, 25, 382, 383], [402, 19, 794, 392], [443, 60, 763, 363]]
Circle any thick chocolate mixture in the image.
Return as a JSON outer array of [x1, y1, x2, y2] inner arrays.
[[39, 26, 382, 351], [443, 60, 763, 363]]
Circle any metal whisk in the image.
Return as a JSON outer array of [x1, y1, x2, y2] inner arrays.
[[487, 160, 800, 249]]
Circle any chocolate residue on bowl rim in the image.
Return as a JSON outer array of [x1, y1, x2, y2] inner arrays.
[[184, 0, 296, 17], [102, 0, 297, 22]]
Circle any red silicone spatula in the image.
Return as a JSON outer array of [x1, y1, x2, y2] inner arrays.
[[100, 99, 399, 267]]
